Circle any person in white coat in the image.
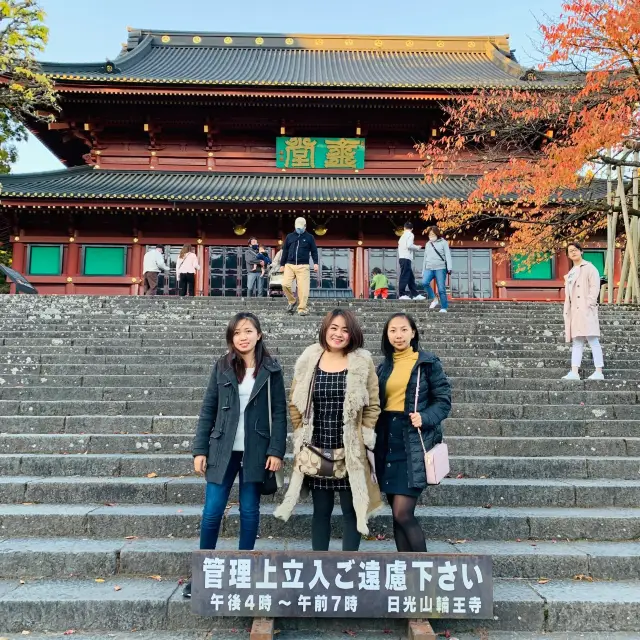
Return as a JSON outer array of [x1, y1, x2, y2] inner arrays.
[[397, 222, 425, 301]]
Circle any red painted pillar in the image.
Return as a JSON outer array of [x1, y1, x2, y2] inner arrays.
[[65, 241, 79, 294], [202, 246, 210, 296], [493, 248, 509, 299], [8, 241, 25, 294], [196, 244, 205, 296], [354, 246, 364, 298], [130, 242, 142, 295]]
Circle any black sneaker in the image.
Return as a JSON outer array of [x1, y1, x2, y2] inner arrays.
[[286, 302, 298, 314], [182, 580, 192, 598]]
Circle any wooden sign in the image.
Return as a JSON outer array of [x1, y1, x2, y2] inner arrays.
[[191, 551, 492, 619], [276, 137, 366, 170]]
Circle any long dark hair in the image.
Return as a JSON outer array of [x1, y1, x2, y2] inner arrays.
[[381, 312, 421, 359], [224, 312, 269, 381]]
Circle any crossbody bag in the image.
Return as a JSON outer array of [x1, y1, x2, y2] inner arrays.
[[415, 367, 450, 485], [294, 361, 347, 479], [429, 241, 449, 272]]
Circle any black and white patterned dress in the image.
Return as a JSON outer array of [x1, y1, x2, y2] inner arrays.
[[307, 368, 349, 491]]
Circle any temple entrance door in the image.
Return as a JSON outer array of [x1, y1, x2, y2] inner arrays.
[[145, 245, 180, 295], [311, 248, 353, 291], [449, 249, 492, 298], [208, 246, 247, 296]]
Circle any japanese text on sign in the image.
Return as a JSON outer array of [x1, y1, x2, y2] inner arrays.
[[276, 137, 366, 170], [191, 551, 492, 619]]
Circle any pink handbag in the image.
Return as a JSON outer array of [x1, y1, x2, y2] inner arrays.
[[414, 368, 450, 485]]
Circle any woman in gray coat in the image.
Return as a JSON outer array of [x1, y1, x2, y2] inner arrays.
[[183, 312, 287, 597]]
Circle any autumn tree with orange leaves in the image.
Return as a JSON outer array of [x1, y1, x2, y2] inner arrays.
[[418, 0, 640, 303]]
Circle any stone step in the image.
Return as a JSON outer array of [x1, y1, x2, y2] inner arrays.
[[0, 576, 638, 633], [1, 385, 637, 406], [1, 503, 639, 540], [1, 399, 634, 419], [2, 452, 638, 480], [0, 433, 637, 459], [2, 475, 639, 509], [2, 537, 639, 581], [4, 415, 639, 439]]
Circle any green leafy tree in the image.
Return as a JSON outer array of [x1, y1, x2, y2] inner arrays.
[[0, 0, 57, 285]]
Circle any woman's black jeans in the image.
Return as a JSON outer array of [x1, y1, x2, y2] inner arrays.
[[311, 488, 361, 551], [179, 272, 195, 296]]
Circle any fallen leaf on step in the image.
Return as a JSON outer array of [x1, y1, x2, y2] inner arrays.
[[454, 539, 468, 544], [19, 579, 25, 584], [376, 534, 386, 541], [537, 579, 550, 584], [124, 536, 138, 540], [145, 472, 158, 478], [148, 575, 163, 581], [456, 473, 465, 479], [343, 631, 357, 637], [94, 578, 105, 583], [482, 503, 492, 509], [104, 502, 117, 507], [21, 502, 34, 506], [114, 585, 122, 591], [573, 574, 594, 582], [63, 631, 76, 635]]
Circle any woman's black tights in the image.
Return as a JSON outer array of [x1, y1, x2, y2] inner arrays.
[[387, 493, 426, 552], [312, 488, 361, 551]]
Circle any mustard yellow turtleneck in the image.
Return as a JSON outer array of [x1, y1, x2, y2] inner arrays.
[[385, 348, 419, 411]]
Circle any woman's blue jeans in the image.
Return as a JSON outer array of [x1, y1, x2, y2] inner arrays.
[[423, 269, 448, 310], [199, 451, 261, 550]]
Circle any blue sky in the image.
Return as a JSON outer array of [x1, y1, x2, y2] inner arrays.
[[12, 0, 564, 174]]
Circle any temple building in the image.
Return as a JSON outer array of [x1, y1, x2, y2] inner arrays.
[[1, 29, 613, 297]]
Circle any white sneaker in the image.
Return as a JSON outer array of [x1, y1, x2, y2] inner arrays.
[[561, 371, 581, 381], [399, 295, 411, 300], [588, 371, 604, 381], [439, 308, 447, 313], [413, 295, 426, 301], [429, 299, 439, 309]]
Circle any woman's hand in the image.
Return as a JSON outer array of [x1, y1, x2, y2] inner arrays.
[[409, 412, 423, 429], [194, 455, 207, 475], [266, 456, 282, 472], [366, 449, 377, 484]]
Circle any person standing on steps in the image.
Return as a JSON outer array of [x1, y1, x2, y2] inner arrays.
[[280, 217, 319, 316], [142, 244, 169, 296], [176, 244, 200, 297], [274, 309, 383, 550], [183, 312, 287, 598], [562, 241, 605, 381], [245, 237, 265, 297], [374, 313, 451, 552], [422, 226, 452, 313], [397, 222, 425, 301]]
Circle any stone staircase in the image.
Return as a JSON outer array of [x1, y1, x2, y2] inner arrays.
[[0, 295, 638, 639]]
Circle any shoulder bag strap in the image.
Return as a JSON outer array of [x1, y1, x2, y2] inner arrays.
[[303, 356, 322, 425], [430, 242, 449, 271], [268, 375, 272, 434], [415, 365, 428, 455]]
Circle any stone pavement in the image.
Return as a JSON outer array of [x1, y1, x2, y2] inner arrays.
[[0, 296, 639, 636]]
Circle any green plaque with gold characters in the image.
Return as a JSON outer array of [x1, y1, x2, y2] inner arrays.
[[276, 137, 365, 170]]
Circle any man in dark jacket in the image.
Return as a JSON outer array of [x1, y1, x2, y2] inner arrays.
[[244, 237, 264, 297], [280, 217, 319, 316]]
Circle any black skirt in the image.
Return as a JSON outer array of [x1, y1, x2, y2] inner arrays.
[[377, 411, 423, 498]]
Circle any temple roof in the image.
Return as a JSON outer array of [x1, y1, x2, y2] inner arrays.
[[39, 29, 571, 90], [0, 167, 604, 205]]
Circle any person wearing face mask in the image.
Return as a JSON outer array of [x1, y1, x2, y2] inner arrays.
[[245, 238, 265, 297], [422, 226, 452, 313], [274, 309, 382, 550], [374, 313, 451, 552], [280, 217, 319, 316]]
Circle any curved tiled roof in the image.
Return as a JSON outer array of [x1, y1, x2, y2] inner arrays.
[[0, 167, 605, 205], [39, 30, 571, 90]]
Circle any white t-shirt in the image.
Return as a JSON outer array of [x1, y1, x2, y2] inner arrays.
[[233, 368, 256, 452]]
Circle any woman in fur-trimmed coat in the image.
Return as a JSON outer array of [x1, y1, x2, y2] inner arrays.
[[274, 309, 383, 549]]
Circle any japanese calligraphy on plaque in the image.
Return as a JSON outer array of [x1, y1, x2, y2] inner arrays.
[[191, 551, 492, 619], [276, 137, 366, 170]]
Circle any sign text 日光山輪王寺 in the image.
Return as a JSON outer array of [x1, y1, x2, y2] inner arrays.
[[276, 137, 366, 170], [191, 551, 493, 619]]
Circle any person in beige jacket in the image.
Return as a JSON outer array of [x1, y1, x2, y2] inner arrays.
[[562, 241, 604, 381], [274, 309, 383, 549]]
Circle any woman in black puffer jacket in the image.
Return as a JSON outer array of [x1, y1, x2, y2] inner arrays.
[[375, 312, 451, 552]]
